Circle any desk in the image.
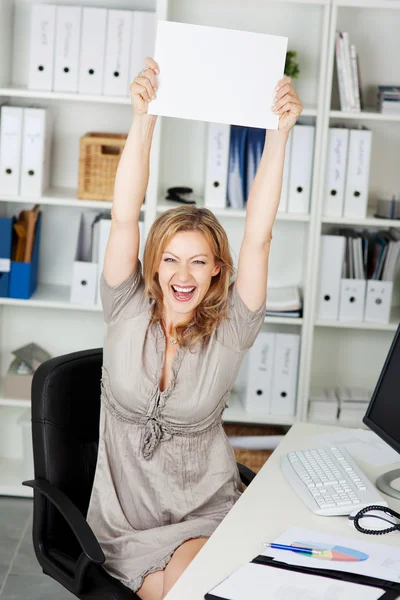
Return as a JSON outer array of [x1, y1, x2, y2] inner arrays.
[[165, 422, 400, 600]]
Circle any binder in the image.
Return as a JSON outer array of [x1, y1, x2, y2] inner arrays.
[[343, 128, 372, 218], [227, 126, 247, 209], [53, 5, 82, 93], [0, 217, 13, 297], [28, 4, 56, 91], [278, 127, 293, 213], [130, 11, 157, 83], [78, 7, 107, 95], [317, 235, 346, 320], [364, 280, 393, 323], [9, 212, 42, 300], [206, 553, 400, 600], [204, 123, 230, 209], [339, 279, 367, 321], [270, 333, 300, 417], [323, 127, 349, 217], [243, 332, 276, 414], [103, 10, 132, 97], [0, 106, 24, 196], [20, 108, 52, 197], [287, 124, 315, 214], [71, 212, 99, 305]]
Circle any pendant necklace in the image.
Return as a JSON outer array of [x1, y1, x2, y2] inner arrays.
[[162, 319, 177, 344]]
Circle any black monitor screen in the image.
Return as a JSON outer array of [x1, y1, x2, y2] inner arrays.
[[363, 324, 400, 456]]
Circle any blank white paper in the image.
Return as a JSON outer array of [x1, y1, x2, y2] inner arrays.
[[148, 21, 287, 129], [208, 562, 384, 600]]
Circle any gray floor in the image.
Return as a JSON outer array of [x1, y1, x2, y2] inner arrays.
[[0, 497, 74, 599]]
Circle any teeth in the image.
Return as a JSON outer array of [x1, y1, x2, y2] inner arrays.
[[172, 285, 195, 293]]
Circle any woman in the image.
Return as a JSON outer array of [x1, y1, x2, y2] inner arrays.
[[86, 57, 303, 600]]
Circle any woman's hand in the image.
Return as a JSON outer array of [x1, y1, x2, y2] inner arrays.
[[130, 57, 159, 115], [270, 76, 303, 133]]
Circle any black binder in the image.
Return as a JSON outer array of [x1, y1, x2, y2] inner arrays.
[[205, 554, 400, 600]]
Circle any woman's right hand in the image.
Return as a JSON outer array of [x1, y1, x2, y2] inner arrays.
[[130, 57, 159, 115]]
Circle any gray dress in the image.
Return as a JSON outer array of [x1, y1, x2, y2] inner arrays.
[[86, 260, 265, 593]]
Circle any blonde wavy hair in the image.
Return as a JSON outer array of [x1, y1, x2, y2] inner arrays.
[[143, 206, 234, 349]]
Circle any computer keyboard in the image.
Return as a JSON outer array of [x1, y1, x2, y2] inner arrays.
[[281, 445, 387, 516]]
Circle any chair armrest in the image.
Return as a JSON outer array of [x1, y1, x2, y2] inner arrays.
[[23, 478, 104, 565], [237, 462, 256, 487]]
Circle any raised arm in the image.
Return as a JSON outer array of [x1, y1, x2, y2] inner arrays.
[[235, 76, 303, 311], [103, 58, 159, 287]]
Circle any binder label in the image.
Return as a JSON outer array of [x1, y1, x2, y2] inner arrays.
[[0, 259, 11, 272]]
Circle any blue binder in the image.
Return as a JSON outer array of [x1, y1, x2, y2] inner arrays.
[[0, 217, 14, 298], [9, 212, 42, 300]]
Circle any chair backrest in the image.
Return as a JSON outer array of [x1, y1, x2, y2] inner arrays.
[[31, 348, 103, 556]]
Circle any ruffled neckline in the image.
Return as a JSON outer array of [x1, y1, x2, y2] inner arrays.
[[154, 321, 187, 400]]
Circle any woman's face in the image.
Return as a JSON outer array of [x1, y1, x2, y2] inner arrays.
[[157, 231, 220, 321]]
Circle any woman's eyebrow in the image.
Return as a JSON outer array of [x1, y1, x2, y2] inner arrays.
[[163, 252, 209, 259]]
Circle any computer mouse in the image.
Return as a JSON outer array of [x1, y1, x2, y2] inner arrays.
[[348, 508, 399, 532]]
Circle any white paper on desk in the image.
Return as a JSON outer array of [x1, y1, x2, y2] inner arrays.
[[148, 20, 287, 129], [208, 561, 384, 600], [310, 429, 400, 466], [265, 527, 400, 584]]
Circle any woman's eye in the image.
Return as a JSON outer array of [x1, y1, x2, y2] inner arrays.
[[193, 260, 205, 265], [164, 257, 175, 262]]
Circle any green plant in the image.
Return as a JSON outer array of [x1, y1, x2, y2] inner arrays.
[[284, 50, 300, 79]]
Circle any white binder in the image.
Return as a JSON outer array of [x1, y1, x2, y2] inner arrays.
[[339, 279, 366, 321], [78, 7, 107, 95], [243, 332, 276, 414], [270, 333, 300, 417], [20, 108, 52, 197], [278, 127, 293, 213], [28, 4, 56, 91], [204, 123, 230, 209], [130, 11, 157, 83], [343, 128, 372, 218], [0, 107, 24, 196], [287, 124, 315, 214], [364, 280, 393, 323], [71, 212, 99, 305], [323, 127, 349, 217], [54, 5, 82, 93], [103, 10, 132, 97], [317, 235, 346, 320]]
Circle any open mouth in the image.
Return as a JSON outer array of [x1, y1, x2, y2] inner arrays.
[[171, 285, 196, 302]]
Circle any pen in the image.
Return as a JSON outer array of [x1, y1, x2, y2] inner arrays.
[[262, 543, 324, 556]]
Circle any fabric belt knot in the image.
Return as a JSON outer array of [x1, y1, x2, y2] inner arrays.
[[142, 416, 173, 460]]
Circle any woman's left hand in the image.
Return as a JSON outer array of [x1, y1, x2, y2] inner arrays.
[[271, 76, 303, 133]]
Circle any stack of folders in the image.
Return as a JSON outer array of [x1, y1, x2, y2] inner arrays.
[[242, 332, 300, 417], [377, 85, 400, 115], [337, 387, 371, 425], [323, 126, 372, 219], [317, 230, 400, 324], [266, 286, 302, 318], [0, 106, 52, 197], [204, 123, 315, 214], [335, 31, 363, 112], [70, 211, 145, 305], [28, 5, 157, 96], [308, 388, 339, 422]]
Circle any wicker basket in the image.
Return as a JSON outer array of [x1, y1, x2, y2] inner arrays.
[[78, 132, 128, 201]]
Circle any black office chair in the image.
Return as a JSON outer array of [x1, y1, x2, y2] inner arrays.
[[23, 348, 256, 599]]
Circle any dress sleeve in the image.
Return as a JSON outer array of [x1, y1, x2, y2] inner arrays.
[[100, 260, 149, 324], [215, 281, 266, 352]]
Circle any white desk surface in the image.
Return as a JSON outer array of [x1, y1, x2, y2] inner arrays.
[[165, 422, 400, 600]]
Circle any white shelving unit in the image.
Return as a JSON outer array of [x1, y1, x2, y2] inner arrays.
[[0, 0, 399, 497]]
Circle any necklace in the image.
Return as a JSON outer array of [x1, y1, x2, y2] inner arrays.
[[161, 319, 177, 344]]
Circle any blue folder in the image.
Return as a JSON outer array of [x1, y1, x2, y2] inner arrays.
[[0, 217, 14, 298], [9, 212, 42, 300]]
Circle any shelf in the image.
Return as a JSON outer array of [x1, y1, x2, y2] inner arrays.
[[322, 209, 400, 228], [223, 392, 295, 426], [264, 316, 303, 325], [0, 457, 33, 498], [329, 108, 400, 122], [0, 187, 146, 211], [157, 201, 310, 222], [0, 283, 103, 311], [0, 85, 131, 105], [315, 308, 400, 332]]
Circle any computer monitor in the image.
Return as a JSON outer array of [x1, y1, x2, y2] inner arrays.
[[363, 322, 400, 499]]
